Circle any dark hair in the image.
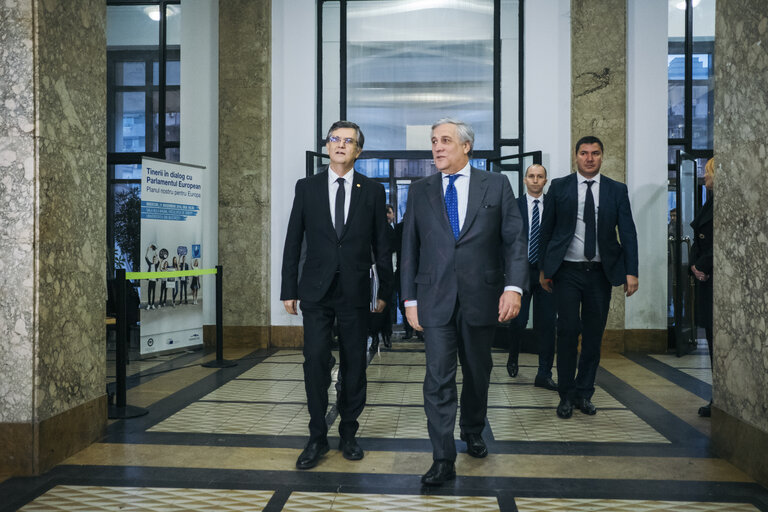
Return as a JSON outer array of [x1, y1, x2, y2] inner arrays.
[[575, 136, 604, 154], [385, 203, 394, 212], [326, 120, 365, 150]]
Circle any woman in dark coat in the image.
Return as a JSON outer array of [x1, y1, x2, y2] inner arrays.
[[690, 157, 714, 417]]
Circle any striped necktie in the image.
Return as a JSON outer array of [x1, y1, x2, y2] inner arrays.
[[445, 174, 460, 240], [529, 199, 540, 264]]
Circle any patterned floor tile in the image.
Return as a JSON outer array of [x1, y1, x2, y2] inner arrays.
[[679, 367, 712, 384], [149, 402, 311, 435], [200, 379, 334, 403], [283, 492, 499, 511], [487, 408, 669, 443], [651, 353, 711, 369], [514, 498, 758, 511], [239, 362, 307, 380], [20, 486, 273, 511]]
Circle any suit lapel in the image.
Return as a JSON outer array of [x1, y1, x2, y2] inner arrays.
[[519, 195, 529, 235], [597, 175, 610, 232], [425, 173, 452, 236], [460, 169, 488, 240], [316, 169, 336, 235]]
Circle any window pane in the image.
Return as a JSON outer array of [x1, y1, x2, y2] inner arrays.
[[355, 158, 389, 178], [116, 62, 145, 86], [115, 91, 146, 152], [346, 0, 494, 150], [166, 89, 180, 142], [394, 158, 437, 178], [107, 5, 159, 47], [322, 2, 341, 139], [500, 0, 519, 140], [115, 164, 142, 179], [165, 147, 180, 162], [166, 4, 181, 46]]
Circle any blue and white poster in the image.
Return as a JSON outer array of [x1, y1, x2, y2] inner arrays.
[[139, 157, 205, 355]]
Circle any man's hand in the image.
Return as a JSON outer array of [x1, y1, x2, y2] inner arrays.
[[498, 290, 521, 322], [374, 299, 386, 313], [539, 270, 553, 292], [405, 305, 423, 332], [283, 299, 298, 315], [624, 275, 639, 297]]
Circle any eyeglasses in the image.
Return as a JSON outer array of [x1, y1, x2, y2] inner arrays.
[[328, 136, 356, 145]]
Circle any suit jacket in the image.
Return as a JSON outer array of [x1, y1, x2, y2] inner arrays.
[[538, 172, 638, 286], [690, 195, 713, 275], [400, 168, 528, 327], [280, 168, 393, 307]]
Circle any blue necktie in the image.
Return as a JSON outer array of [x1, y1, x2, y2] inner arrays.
[[584, 180, 596, 260], [445, 174, 460, 240], [529, 199, 540, 264]]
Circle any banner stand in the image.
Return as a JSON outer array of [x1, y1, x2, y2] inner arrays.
[[202, 266, 237, 368], [108, 269, 149, 420]]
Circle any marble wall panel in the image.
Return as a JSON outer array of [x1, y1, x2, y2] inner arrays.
[[218, 0, 272, 334], [0, 1, 36, 423], [712, 0, 768, 434], [571, 0, 627, 331]]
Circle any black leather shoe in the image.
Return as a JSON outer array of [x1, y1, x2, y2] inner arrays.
[[421, 460, 456, 486], [534, 375, 558, 391], [698, 401, 712, 417], [460, 433, 488, 458], [506, 362, 519, 378], [382, 334, 392, 349], [339, 437, 364, 460], [296, 440, 329, 469], [403, 330, 413, 340], [415, 331, 424, 341], [556, 398, 573, 419], [577, 398, 597, 415]]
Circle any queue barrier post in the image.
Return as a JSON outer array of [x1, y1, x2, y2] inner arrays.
[[202, 265, 237, 368], [108, 268, 149, 419]]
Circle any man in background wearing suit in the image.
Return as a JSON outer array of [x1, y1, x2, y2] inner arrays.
[[401, 118, 528, 485], [506, 164, 557, 392], [538, 136, 638, 419], [281, 120, 392, 470]]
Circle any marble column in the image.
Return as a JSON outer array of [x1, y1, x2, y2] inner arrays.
[[570, 0, 629, 351], [0, 0, 107, 475], [711, 0, 768, 488], [218, 0, 272, 347]]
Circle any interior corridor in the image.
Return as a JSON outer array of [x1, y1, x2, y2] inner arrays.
[[2, 336, 767, 511]]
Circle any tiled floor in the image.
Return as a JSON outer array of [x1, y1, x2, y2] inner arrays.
[[2, 335, 766, 511]]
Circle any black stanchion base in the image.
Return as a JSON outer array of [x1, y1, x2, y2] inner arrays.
[[108, 404, 149, 419], [201, 359, 238, 368]]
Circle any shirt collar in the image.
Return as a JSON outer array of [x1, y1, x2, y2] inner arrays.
[[527, 193, 543, 204], [442, 162, 471, 180], [329, 168, 353, 185], [577, 172, 601, 185]]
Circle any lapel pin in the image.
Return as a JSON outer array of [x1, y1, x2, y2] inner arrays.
[[356, 183, 361, 188]]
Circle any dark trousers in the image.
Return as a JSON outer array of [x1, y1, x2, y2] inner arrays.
[[423, 299, 494, 461], [508, 265, 556, 378], [553, 263, 611, 401], [147, 280, 156, 305], [300, 277, 368, 443]]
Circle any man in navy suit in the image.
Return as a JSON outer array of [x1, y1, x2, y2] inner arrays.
[[281, 120, 392, 469], [401, 118, 528, 485], [507, 164, 557, 392], [538, 136, 638, 419]]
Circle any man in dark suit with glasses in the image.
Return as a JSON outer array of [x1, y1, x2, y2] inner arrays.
[[281, 120, 392, 470]]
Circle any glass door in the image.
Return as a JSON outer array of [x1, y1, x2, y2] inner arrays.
[[486, 151, 543, 198], [670, 150, 698, 356]]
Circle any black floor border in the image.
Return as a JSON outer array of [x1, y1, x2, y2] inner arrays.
[[623, 352, 712, 401], [2, 465, 766, 512]]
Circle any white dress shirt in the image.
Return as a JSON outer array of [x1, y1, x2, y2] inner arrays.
[[564, 172, 601, 262], [328, 168, 353, 227]]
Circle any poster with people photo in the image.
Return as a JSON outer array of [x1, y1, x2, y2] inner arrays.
[[139, 157, 205, 355]]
